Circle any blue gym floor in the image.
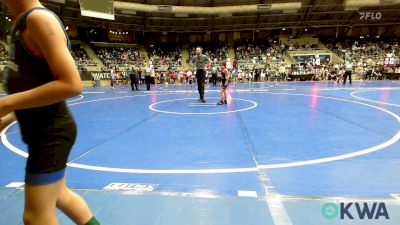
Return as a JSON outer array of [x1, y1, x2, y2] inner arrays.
[[1, 81, 400, 225]]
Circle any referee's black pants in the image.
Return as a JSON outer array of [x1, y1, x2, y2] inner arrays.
[[196, 69, 206, 100], [343, 71, 352, 85], [212, 74, 217, 87], [145, 75, 151, 90]]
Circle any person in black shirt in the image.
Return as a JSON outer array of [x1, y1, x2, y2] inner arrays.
[[211, 65, 218, 87], [129, 66, 139, 91], [0, 1, 99, 224]]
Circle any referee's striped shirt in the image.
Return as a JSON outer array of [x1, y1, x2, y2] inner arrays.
[[192, 54, 211, 70]]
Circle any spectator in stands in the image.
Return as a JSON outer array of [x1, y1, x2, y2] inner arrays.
[[260, 69, 266, 82], [110, 65, 116, 89], [170, 70, 177, 84], [187, 70, 193, 84], [91, 74, 97, 87], [355, 63, 364, 79], [337, 67, 345, 84], [211, 65, 218, 87], [373, 66, 383, 80], [365, 66, 375, 81], [0, 44, 9, 64], [327, 67, 337, 81]]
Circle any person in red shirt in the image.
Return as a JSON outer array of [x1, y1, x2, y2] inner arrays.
[[182, 70, 187, 84], [171, 71, 177, 84]]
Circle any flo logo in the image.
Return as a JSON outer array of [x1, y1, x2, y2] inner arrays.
[[322, 202, 389, 220], [359, 11, 382, 20]]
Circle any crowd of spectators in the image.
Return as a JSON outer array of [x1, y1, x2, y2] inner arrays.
[[189, 42, 228, 63], [0, 44, 8, 65], [94, 46, 145, 68], [1, 37, 399, 84], [285, 42, 321, 51], [323, 37, 400, 67], [71, 45, 95, 71], [148, 44, 182, 71], [234, 40, 286, 68]]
